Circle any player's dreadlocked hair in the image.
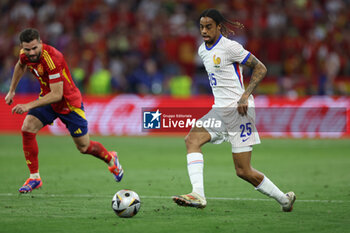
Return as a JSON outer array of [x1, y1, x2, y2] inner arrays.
[[199, 9, 244, 37], [19, 28, 40, 43]]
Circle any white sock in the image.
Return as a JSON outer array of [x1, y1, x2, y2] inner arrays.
[[255, 176, 289, 206], [187, 152, 205, 198], [29, 173, 40, 179]]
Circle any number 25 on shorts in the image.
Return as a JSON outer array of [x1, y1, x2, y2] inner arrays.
[[240, 122, 252, 138]]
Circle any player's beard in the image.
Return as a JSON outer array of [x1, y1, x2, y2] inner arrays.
[[28, 51, 41, 63]]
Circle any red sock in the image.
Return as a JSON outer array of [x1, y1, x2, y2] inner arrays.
[[22, 131, 39, 174], [84, 141, 112, 163]]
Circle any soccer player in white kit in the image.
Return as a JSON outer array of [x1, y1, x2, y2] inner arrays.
[[172, 9, 296, 212]]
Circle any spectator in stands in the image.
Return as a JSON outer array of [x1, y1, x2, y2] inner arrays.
[[0, 0, 349, 96]]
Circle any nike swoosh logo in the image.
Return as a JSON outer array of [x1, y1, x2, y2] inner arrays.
[[242, 138, 249, 142]]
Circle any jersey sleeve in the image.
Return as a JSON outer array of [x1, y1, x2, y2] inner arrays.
[[226, 40, 251, 65], [42, 50, 64, 84]]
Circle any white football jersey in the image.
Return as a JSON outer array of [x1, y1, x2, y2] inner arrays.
[[198, 35, 254, 108]]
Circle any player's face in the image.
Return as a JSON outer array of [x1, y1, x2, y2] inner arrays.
[[200, 17, 221, 46], [21, 39, 42, 62]]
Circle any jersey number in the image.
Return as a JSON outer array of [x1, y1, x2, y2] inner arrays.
[[240, 123, 252, 138], [208, 73, 217, 87]]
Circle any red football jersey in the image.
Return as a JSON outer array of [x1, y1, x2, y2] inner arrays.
[[20, 43, 82, 114]]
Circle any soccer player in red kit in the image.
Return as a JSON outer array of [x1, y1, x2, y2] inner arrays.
[[5, 28, 123, 193]]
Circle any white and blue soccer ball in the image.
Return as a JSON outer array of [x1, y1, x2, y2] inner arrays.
[[112, 189, 141, 218]]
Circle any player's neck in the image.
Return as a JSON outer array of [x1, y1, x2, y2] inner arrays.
[[205, 34, 222, 49]]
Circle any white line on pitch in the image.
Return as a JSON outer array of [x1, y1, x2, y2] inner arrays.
[[0, 193, 348, 203]]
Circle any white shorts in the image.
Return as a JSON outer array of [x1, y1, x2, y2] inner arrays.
[[198, 107, 261, 152]]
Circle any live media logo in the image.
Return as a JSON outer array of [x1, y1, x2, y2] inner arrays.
[[142, 108, 221, 131], [143, 110, 162, 129]]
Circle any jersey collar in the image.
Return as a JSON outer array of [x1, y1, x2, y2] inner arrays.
[[205, 34, 222, 51]]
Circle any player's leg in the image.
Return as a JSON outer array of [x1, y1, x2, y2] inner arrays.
[[72, 134, 123, 182], [185, 126, 211, 197], [172, 126, 211, 208], [73, 133, 110, 162], [62, 106, 123, 182], [185, 126, 211, 153], [232, 149, 264, 186], [232, 149, 296, 211], [19, 114, 44, 193]]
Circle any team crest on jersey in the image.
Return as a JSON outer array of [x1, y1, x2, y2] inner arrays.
[[213, 55, 221, 68], [37, 64, 44, 76]]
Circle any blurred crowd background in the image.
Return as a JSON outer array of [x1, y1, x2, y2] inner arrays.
[[0, 0, 349, 98]]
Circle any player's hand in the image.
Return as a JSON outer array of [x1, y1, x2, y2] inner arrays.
[[237, 97, 248, 116], [5, 91, 15, 105], [12, 104, 29, 115]]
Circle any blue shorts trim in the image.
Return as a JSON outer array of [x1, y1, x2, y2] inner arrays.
[[28, 103, 88, 137]]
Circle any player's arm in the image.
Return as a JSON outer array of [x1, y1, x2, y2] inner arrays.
[[237, 54, 267, 116], [5, 60, 27, 105], [12, 81, 63, 115]]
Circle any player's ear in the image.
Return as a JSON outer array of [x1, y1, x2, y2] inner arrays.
[[217, 23, 222, 32], [38, 40, 43, 50]]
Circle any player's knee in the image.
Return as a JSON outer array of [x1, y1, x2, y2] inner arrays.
[[21, 116, 42, 133], [21, 122, 37, 133], [184, 135, 190, 145], [77, 143, 89, 153], [185, 135, 199, 150]]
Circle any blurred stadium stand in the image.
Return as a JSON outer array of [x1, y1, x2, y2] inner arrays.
[[0, 0, 349, 97]]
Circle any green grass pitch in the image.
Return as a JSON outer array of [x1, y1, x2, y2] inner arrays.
[[0, 135, 349, 233]]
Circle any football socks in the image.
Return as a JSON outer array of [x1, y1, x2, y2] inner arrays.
[[187, 152, 205, 198], [84, 140, 112, 163], [255, 176, 289, 206], [22, 131, 39, 174], [29, 173, 40, 179]]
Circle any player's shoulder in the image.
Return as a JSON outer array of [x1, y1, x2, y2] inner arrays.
[[220, 36, 243, 49], [198, 42, 206, 55], [42, 43, 63, 58], [18, 49, 30, 65], [19, 49, 26, 59], [41, 43, 63, 69]]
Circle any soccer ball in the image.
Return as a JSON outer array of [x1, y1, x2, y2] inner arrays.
[[111, 189, 141, 218]]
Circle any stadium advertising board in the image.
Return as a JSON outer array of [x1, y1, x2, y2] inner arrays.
[[0, 94, 348, 138]]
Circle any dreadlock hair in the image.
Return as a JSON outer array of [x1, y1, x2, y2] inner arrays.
[[19, 28, 40, 43], [199, 9, 244, 37]]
